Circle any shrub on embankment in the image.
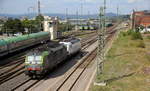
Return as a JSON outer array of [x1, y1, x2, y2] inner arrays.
[[121, 29, 143, 40], [120, 29, 145, 48]]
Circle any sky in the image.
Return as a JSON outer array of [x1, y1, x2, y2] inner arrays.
[[0, 0, 149, 15]]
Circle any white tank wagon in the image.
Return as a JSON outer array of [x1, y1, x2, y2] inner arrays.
[[59, 38, 81, 55]]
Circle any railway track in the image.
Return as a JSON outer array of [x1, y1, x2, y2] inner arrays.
[[0, 26, 102, 71], [0, 62, 24, 77], [0, 68, 25, 85], [55, 48, 97, 91], [0, 58, 25, 85], [0, 24, 118, 91], [0, 24, 114, 69], [51, 28, 117, 91], [61, 31, 96, 39], [11, 79, 39, 91], [0, 34, 97, 77], [13, 27, 118, 91], [0, 31, 96, 69], [11, 35, 98, 91], [0, 56, 25, 71], [0, 55, 25, 68], [0, 33, 98, 91]]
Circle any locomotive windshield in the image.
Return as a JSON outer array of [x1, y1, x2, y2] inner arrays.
[[25, 47, 48, 64], [27, 56, 42, 62], [26, 53, 43, 64]]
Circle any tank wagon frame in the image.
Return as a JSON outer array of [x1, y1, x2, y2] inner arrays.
[[0, 32, 50, 57]]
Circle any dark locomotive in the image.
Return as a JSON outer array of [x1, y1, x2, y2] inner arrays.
[[25, 38, 81, 78]]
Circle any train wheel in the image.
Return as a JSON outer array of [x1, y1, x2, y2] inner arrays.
[[80, 52, 84, 57], [31, 75, 36, 79], [36, 75, 41, 79]]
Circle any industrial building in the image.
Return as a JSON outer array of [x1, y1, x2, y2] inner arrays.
[[132, 10, 150, 28]]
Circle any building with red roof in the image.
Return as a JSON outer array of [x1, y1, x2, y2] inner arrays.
[[132, 10, 150, 28]]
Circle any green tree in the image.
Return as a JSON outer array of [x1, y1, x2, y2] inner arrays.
[[13, 19, 25, 34], [35, 15, 44, 31], [35, 15, 44, 21], [2, 18, 25, 36], [58, 23, 74, 32], [22, 18, 41, 33], [22, 19, 31, 29], [58, 23, 67, 32], [22, 19, 33, 33]]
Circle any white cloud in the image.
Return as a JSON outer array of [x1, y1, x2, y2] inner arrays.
[[64, 0, 99, 3], [128, 0, 139, 3], [127, 0, 149, 3]]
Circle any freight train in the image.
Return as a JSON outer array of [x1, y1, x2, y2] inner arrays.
[[0, 32, 50, 57], [25, 38, 81, 78]]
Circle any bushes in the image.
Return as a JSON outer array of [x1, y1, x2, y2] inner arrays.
[[131, 31, 143, 40], [120, 29, 145, 48], [121, 31, 127, 37], [121, 29, 143, 40], [126, 29, 133, 35], [120, 30, 132, 37]]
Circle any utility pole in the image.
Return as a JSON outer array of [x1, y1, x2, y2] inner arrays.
[[81, 0, 84, 17], [66, 8, 68, 20], [66, 8, 69, 31], [76, 10, 79, 26], [80, 2, 83, 25], [117, 5, 119, 22], [37, 0, 43, 31], [96, 0, 106, 84], [76, 10, 79, 31], [80, 0, 85, 25], [132, 9, 135, 29], [87, 11, 90, 26], [88, 11, 90, 18], [117, 6, 119, 17], [97, 7, 104, 75], [38, 0, 41, 15]]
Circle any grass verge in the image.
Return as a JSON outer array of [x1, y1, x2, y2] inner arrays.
[[91, 31, 150, 91]]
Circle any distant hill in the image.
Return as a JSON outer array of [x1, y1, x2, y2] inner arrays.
[[0, 13, 117, 19]]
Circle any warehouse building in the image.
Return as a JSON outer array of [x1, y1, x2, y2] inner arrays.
[[132, 10, 150, 28]]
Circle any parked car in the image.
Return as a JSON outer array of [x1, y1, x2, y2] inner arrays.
[[140, 28, 150, 33]]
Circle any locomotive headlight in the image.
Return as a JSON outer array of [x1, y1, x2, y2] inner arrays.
[[25, 56, 34, 64], [35, 56, 42, 64], [28, 56, 34, 61], [35, 56, 42, 61]]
